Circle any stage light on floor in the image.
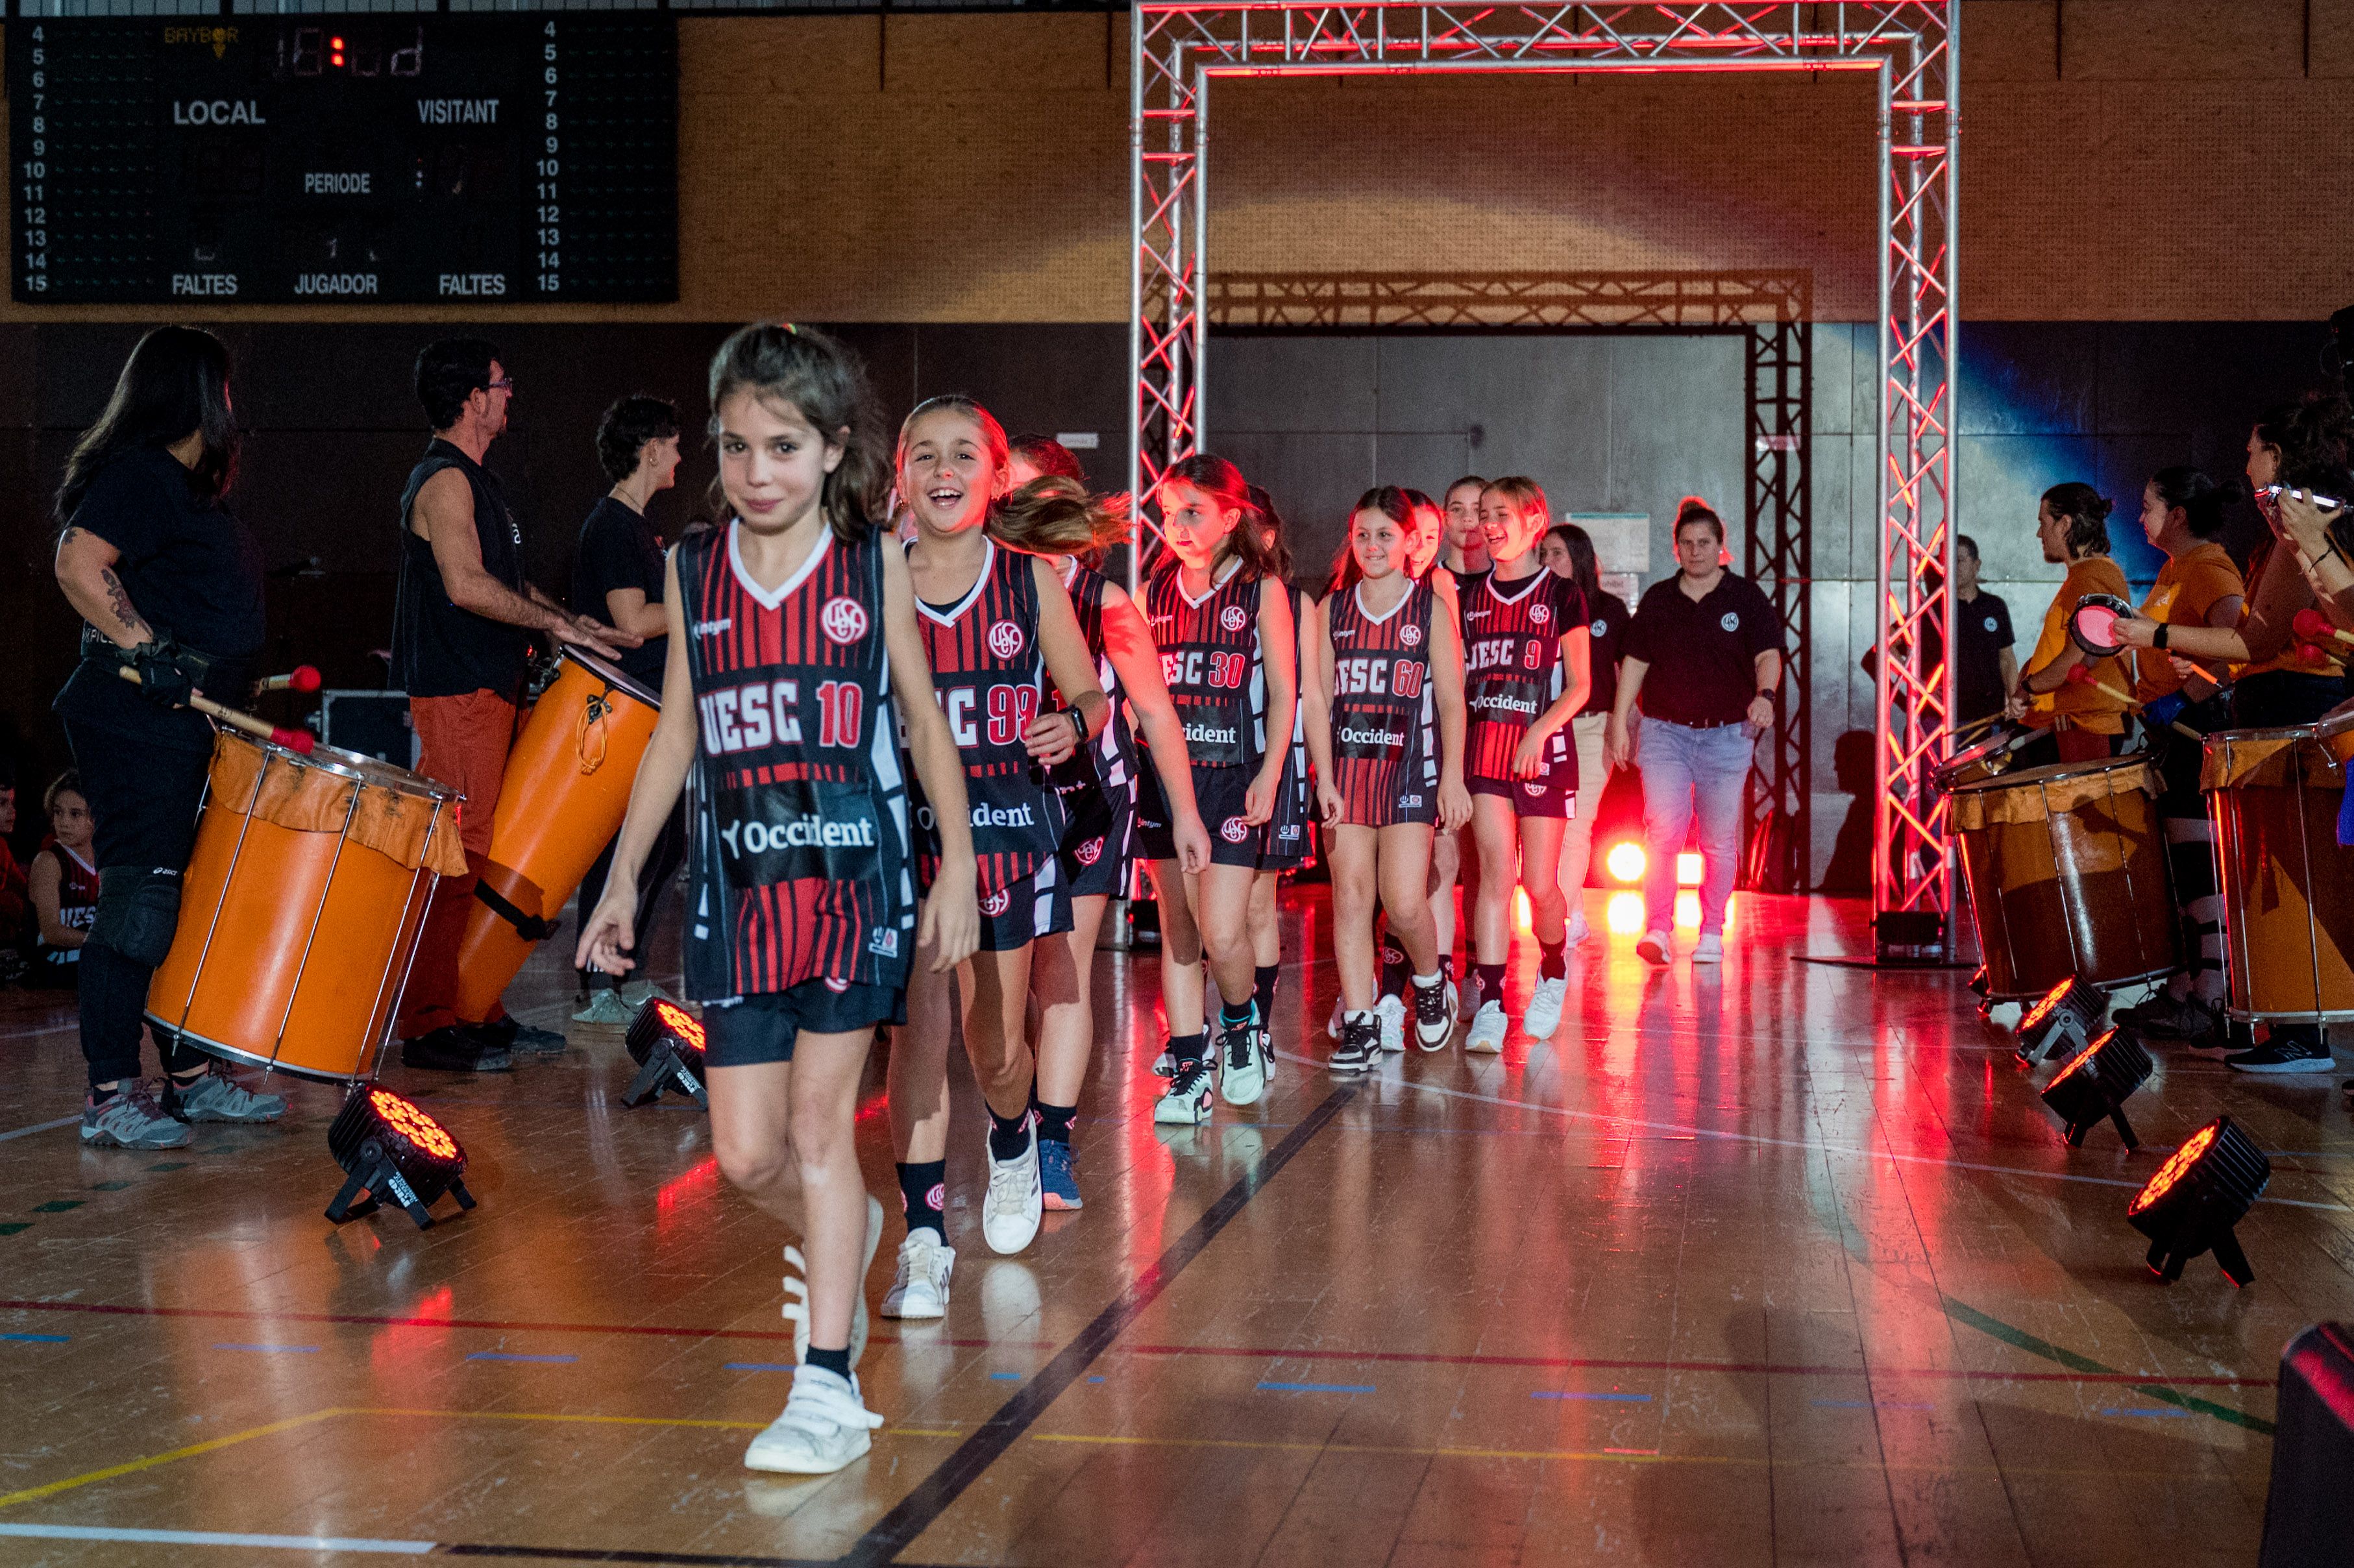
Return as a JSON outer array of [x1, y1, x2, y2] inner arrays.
[[2037, 1026, 2153, 1147], [2015, 975, 2105, 1062], [1674, 890, 1700, 928], [1676, 851, 1703, 887], [2127, 1115, 2270, 1286], [326, 1085, 476, 1229], [1604, 841, 1646, 884], [623, 998, 710, 1109], [1606, 891, 1645, 935]]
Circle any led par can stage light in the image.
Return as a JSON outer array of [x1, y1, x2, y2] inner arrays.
[[2038, 1027, 2154, 1147], [2127, 1115, 2271, 1286], [2015, 975, 2106, 1063], [326, 1084, 476, 1229], [623, 998, 710, 1109]]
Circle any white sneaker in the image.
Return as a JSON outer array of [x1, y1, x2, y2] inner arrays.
[[781, 1194, 884, 1367], [1637, 929, 1673, 966], [742, 1364, 885, 1475], [1155, 1054, 1215, 1124], [1374, 993, 1407, 1053], [981, 1121, 1044, 1255], [1693, 933, 1723, 964], [1566, 911, 1592, 945], [1151, 1044, 1177, 1077], [881, 1227, 954, 1319], [1218, 1018, 1266, 1106], [1523, 975, 1567, 1039], [1465, 999, 1506, 1053]]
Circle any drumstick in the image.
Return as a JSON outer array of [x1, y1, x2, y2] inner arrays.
[[2292, 608, 2354, 648], [2063, 664, 2200, 739], [117, 666, 316, 754], [256, 665, 323, 694]]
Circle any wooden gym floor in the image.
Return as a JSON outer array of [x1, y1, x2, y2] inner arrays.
[[0, 887, 2345, 1566]]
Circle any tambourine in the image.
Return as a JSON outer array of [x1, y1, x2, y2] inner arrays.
[[2067, 593, 2134, 659]]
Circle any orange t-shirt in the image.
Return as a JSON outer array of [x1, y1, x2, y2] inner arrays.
[[2233, 537, 2348, 683], [2133, 542, 2242, 703], [2024, 555, 2132, 735]]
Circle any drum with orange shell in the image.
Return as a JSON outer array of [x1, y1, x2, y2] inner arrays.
[[147, 730, 467, 1081], [450, 646, 661, 1023], [2203, 710, 2354, 1022]]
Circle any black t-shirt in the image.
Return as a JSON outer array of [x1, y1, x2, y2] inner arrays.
[[1580, 589, 1632, 717], [1625, 571, 1784, 726], [393, 439, 532, 700], [570, 496, 668, 688], [1953, 590, 2013, 724]]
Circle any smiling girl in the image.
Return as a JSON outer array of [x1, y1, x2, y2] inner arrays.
[[885, 396, 1110, 1284], [578, 323, 980, 1475], [1138, 454, 1298, 1124]]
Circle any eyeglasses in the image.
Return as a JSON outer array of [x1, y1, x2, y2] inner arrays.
[[486, 377, 515, 393]]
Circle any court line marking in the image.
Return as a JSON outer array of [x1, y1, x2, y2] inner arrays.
[[0, 1408, 347, 1510], [0, 1299, 2269, 1388], [837, 1083, 1360, 1568], [1941, 1298, 2275, 1435], [0, 1115, 80, 1144], [1277, 1047, 2351, 1211], [0, 1522, 433, 1554], [1257, 1380, 1375, 1393]]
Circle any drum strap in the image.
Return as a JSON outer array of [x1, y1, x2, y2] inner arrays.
[[472, 878, 563, 942]]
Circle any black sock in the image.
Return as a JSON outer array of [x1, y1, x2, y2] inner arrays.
[[1221, 998, 1257, 1031], [89, 1082, 121, 1107], [896, 1159, 946, 1238], [987, 1104, 1033, 1162], [1169, 1029, 1206, 1066], [1035, 1101, 1077, 1146], [1475, 962, 1505, 1005], [1539, 941, 1566, 981], [805, 1345, 852, 1379], [1253, 964, 1279, 1026], [1380, 938, 1410, 999]]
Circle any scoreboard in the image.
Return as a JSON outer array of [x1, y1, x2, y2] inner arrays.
[[9, 15, 676, 304]]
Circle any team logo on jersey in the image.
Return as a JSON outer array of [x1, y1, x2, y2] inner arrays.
[[1221, 605, 1249, 632], [988, 620, 1025, 659], [1075, 836, 1105, 866], [1530, 602, 1550, 624], [868, 927, 900, 957], [1720, 612, 1741, 632], [1525, 780, 1546, 797], [1220, 816, 1251, 843], [1399, 622, 1423, 647], [1591, 618, 1608, 637], [981, 887, 1012, 916], [822, 596, 870, 644], [1983, 615, 1999, 632]]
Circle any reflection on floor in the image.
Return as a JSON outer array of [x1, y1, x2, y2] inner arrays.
[[0, 889, 2343, 1566]]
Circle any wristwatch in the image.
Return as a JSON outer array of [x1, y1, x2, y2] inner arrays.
[[2154, 623, 2172, 652]]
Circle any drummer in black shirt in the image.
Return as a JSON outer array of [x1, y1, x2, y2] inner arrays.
[[1952, 534, 2018, 726], [569, 396, 689, 1025], [51, 328, 286, 1147]]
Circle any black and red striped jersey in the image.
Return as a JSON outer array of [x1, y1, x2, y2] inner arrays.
[[677, 522, 917, 1001], [1461, 566, 1587, 781], [1049, 559, 1139, 798], [1329, 577, 1440, 819], [1143, 556, 1266, 772], [905, 537, 1064, 892]]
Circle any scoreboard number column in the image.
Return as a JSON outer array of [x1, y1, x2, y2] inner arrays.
[[536, 19, 559, 297], [19, 25, 49, 295]]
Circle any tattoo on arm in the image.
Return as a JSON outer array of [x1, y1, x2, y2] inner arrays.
[[99, 567, 151, 639]]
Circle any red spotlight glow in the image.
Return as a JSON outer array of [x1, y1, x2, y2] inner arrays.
[[2131, 1122, 2219, 1217]]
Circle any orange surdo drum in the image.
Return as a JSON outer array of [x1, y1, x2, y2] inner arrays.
[[147, 730, 467, 1081], [1947, 752, 2177, 1002], [450, 647, 661, 1023], [2201, 709, 2354, 1022]]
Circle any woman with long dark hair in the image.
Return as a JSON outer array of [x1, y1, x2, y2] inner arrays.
[[51, 326, 284, 1149], [1539, 521, 1629, 942]]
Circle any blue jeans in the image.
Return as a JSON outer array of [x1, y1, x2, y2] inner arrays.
[[1637, 717, 1754, 937]]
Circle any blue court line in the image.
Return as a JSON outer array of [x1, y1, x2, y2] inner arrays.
[[2100, 1406, 2192, 1418], [214, 1343, 317, 1354], [465, 1353, 578, 1364], [0, 1115, 80, 1144], [1, 1333, 69, 1343], [989, 1372, 1022, 1381], [1811, 1398, 1932, 1410], [0, 1523, 433, 1554], [1533, 1390, 1652, 1402], [725, 1362, 797, 1372], [1258, 1380, 1375, 1394]]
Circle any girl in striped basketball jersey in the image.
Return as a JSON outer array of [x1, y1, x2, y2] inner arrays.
[[1304, 489, 1471, 1072], [1461, 477, 1591, 1053], [885, 397, 1110, 1293], [1138, 455, 1298, 1125], [579, 323, 981, 1475]]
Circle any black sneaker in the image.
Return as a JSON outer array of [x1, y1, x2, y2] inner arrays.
[[1330, 1014, 1379, 1073], [2224, 1039, 2335, 1073], [1410, 974, 1454, 1050], [401, 1025, 514, 1073], [474, 1016, 566, 1055], [2115, 990, 2205, 1038], [2176, 1000, 2235, 1055]]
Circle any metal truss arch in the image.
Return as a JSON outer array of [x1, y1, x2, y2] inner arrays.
[[1130, 0, 1958, 929]]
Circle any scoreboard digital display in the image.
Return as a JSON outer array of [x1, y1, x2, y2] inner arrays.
[[9, 15, 676, 304]]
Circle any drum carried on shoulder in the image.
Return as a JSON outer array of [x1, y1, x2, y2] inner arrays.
[[147, 729, 467, 1081], [2201, 704, 2354, 1023], [1946, 751, 2178, 1003], [450, 646, 661, 1023]]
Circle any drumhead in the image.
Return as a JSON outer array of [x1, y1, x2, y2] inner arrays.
[[1944, 748, 2155, 795], [228, 728, 462, 802], [561, 644, 662, 708], [2068, 593, 2132, 659]]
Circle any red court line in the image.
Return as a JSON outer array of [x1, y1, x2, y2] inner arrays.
[[0, 1299, 2264, 1388]]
